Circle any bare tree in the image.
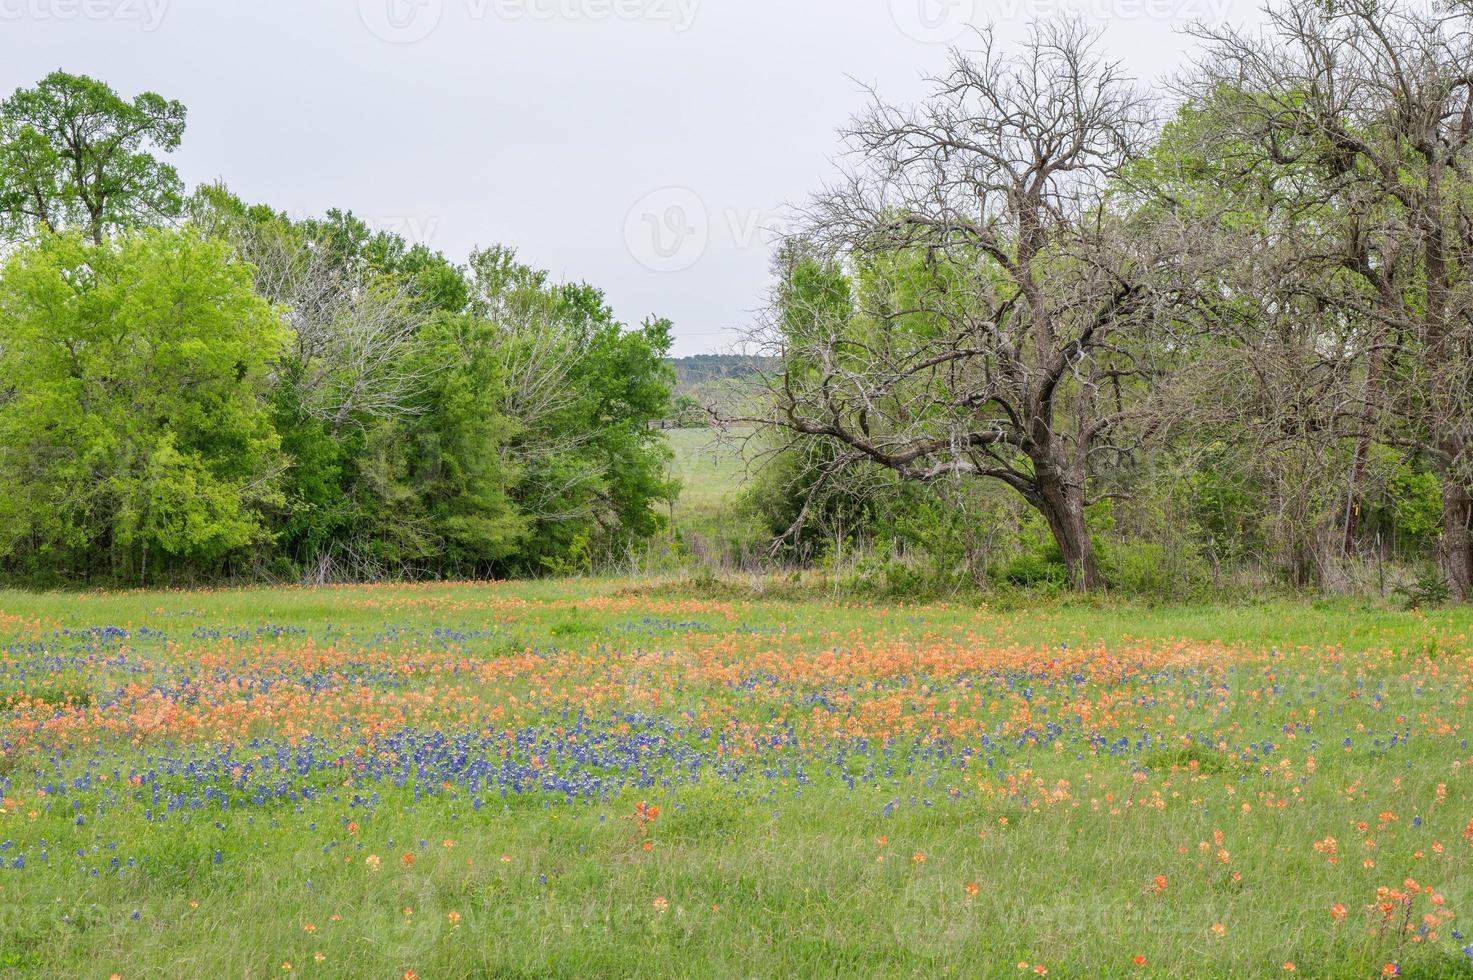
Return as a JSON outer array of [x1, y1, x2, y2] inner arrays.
[[1192, 0, 1473, 598], [740, 22, 1173, 590], [463, 246, 608, 527], [210, 205, 436, 435]]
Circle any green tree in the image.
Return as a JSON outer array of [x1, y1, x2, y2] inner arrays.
[[361, 313, 528, 576], [191, 191, 675, 580], [0, 230, 286, 582], [0, 72, 186, 245], [466, 247, 678, 571]]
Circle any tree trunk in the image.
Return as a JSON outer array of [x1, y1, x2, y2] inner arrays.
[[1440, 474, 1473, 602], [1033, 469, 1105, 592], [1342, 448, 1369, 556], [1344, 280, 1390, 556], [1342, 347, 1383, 555]]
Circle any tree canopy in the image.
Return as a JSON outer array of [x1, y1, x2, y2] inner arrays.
[[0, 97, 676, 585], [0, 229, 285, 580], [0, 3, 1469, 601], [0, 71, 186, 245]]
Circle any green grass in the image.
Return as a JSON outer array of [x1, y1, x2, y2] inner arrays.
[[662, 427, 767, 565], [0, 580, 1470, 977], [665, 427, 748, 526]]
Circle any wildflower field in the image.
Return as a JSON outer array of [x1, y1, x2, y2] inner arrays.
[[0, 581, 1471, 978]]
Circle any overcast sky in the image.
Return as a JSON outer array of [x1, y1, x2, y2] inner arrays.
[[5, 0, 1259, 355]]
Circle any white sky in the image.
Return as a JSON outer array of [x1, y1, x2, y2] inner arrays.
[[3, 0, 1261, 355]]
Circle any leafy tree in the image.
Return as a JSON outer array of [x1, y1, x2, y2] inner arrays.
[[299, 208, 471, 316], [367, 313, 527, 575], [1186, 0, 1473, 596], [465, 247, 678, 572], [0, 72, 186, 245], [1123, 94, 1364, 586], [190, 188, 458, 579], [0, 230, 286, 582], [189, 190, 675, 581]]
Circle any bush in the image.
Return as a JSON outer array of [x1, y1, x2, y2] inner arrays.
[[1394, 566, 1453, 610], [0, 229, 287, 583], [995, 550, 1069, 589]]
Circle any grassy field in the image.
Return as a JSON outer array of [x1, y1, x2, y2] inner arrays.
[[664, 427, 749, 527], [0, 580, 1471, 977]]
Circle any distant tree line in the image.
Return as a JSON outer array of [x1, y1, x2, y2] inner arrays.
[[6, 0, 1472, 605], [731, 0, 1473, 601], [667, 354, 776, 389], [0, 72, 675, 585]]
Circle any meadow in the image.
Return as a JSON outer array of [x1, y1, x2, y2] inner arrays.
[[665, 428, 746, 531], [0, 580, 1471, 978]]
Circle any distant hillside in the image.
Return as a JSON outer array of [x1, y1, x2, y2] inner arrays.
[[668, 354, 777, 391], [661, 355, 776, 426]]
